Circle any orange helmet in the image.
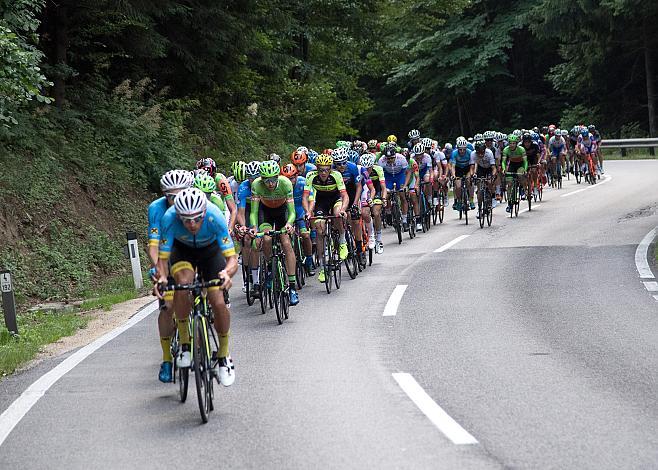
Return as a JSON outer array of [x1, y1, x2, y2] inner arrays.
[[322, 148, 333, 156], [281, 163, 298, 180], [291, 150, 308, 165]]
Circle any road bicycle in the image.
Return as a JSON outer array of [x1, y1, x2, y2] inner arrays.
[[387, 188, 404, 244], [309, 213, 343, 294], [419, 181, 432, 232], [254, 229, 290, 324], [291, 223, 308, 289], [506, 172, 521, 218], [455, 175, 472, 225], [159, 277, 224, 424], [475, 176, 494, 228]]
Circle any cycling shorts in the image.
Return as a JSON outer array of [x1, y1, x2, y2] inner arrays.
[[476, 166, 493, 178], [314, 191, 342, 216], [259, 204, 289, 230], [506, 161, 525, 175], [454, 166, 470, 178], [170, 240, 226, 291], [385, 171, 406, 191]]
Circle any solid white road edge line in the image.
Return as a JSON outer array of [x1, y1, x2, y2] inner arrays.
[[434, 235, 470, 253], [635, 226, 657, 279], [383, 285, 408, 317], [560, 174, 612, 198], [0, 300, 158, 448], [392, 373, 478, 445]]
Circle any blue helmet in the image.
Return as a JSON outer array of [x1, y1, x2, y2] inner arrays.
[[307, 149, 318, 164], [347, 150, 360, 164], [580, 128, 589, 138], [531, 132, 540, 142]]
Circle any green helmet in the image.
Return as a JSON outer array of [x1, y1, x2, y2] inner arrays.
[[194, 173, 216, 194], [259, 160, 280, 178], [335, 140, 350, 149], [231, 160, 246, 177], [233, 161, 247, 182], [507, 134, 519, 143]]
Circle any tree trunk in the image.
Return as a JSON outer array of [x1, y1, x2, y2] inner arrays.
[[644, 19, 656, 137], [53, 4, 68, 107], [457, 96, 465, 136]]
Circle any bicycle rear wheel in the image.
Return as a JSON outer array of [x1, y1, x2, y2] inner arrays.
[[486, 197, 493, 227], [478, 199, 484, 228], [438, 192, 445, 223], [243, 264, 255, 306], [393, 204, 403, 244], [193, 318, 212, 423], [344, 226, 358, 279]]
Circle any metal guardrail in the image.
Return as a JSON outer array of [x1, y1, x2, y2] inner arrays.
[[599, 137, 657, 156]]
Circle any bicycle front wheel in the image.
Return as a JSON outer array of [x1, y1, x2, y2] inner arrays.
[[193, 318, 212, 423]]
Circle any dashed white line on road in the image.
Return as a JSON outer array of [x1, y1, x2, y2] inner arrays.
[[434, 235, 470, 253], [383, 285, 408, 317], [560, 174, 612, 198], [392, 373, 478, 445], [519, 203, 540, 214], [635, 226, 657, 279], [0, 301, 158, 448]]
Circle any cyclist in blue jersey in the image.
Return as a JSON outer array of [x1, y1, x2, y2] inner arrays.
[[154, 188, 238, 387], [282, 163, 315, 275], [378, 145, 410, 231], [147, 169, 194, 383], [291, 149, 316, 177], [450, 137, 476, 211], [333, 148, 367, 260], [237, 161, 261, 296]]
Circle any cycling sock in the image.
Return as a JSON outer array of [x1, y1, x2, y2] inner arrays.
[[176, 318, 191, 345], [376, 230, 382, 242], [219, 331, 230, 358], [288, 274, 296, 289], [402, 212, 407, 221], [251, 268, 259, 285], [339, 233, 346, 244], [368, 221, 374, 236], [356, 239, 363, 253], [160, 337, 172, 362]]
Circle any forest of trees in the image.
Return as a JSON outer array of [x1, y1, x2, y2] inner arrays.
[[3, 0, 657, 150], [0, 0, 656, 300]]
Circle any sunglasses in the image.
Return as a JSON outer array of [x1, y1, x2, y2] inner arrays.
[[318, 167, 331, 173], [264, 177, 278, 184], [335, 162, 347, 167], [180, 214, 204, 223]]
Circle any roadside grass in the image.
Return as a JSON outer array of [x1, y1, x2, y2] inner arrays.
[[603, 149, 657, 160], [0, 272, 149, 378], [0, 310, 88, 377]]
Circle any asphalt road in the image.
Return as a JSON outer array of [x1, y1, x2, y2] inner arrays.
[[1, 160, 657, 469]]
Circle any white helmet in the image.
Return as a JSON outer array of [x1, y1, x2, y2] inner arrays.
[[360, 154, 374, 168], [269, 153, 281, 163], [160, 170, 194, 192], [174, 188, 207, 217], [408, 129, 420, 139], [296, 146, 308, 154], [456, 137, 468, 149], [245, 161, 261, 178], [444, 143, 453, 152], [332, 148, 348, 164], [412, 143, 424, 154], [421, 137, 432, 149], [473, 133, 484, 141]]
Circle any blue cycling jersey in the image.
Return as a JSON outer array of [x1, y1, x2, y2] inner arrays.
[[147, 196, 168, 248], [450, 148, 475, 168], [237, 180, 252, 210], [293, 175, 306, 218], [299, 162, 316, 177], [159, 203, 235, 259], [338, 161, 362, 186]]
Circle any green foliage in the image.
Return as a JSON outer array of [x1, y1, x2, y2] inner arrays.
[[0, 0, 52, 124], [0, 310, 88, 376]]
